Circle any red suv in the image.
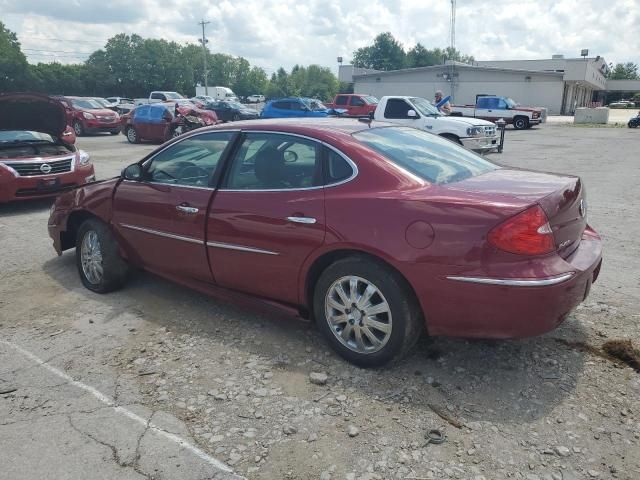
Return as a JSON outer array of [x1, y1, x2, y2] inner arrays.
[[0, 93, 95, 203], [58, 96, 121, 136]]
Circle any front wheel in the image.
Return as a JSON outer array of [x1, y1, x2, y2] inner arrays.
[[513, 116, 529, 130], [126, 127, 139, 143], [313, 257, 423, 367], [73, 120, 84, 137], [76, 219, 129, 293], [629, 120, 639, 128]]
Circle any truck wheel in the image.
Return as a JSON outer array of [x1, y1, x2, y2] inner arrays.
[[440, 133, 463, 145], [76, 219, 129, 293], [313, 256, 423, 367], [513, 116, 529, 130]]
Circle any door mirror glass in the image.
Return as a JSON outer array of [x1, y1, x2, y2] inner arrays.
[[407, 109, 418, 118], [123, 163, 143, 181]]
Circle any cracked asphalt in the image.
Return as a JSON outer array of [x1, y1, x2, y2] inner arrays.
[[1, 124, 639, 480]]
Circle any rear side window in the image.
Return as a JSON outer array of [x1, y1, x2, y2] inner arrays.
[[353, 127, 498, 185], [325, 149, 354, 184], [384, 99, 412, 119], [272, 101, 289, 110], [335, 96, 348, 105]]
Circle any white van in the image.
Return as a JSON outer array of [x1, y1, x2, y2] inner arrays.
[[195, 86, 238, 101]]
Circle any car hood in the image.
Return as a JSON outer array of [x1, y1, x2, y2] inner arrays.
[[441, 115, 495, 127], [85, 108, 118, 116], [0, 92, 68, 138]]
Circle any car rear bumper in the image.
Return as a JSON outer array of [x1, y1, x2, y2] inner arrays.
[[409, 227, 603, 338], [0, 164, 95, 203], [461, 136, 499, 152]]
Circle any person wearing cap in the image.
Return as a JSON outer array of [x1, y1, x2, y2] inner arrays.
[[434, 90, 452, 114]]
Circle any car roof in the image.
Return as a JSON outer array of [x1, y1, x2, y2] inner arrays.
[[202, 117, 394, 136]]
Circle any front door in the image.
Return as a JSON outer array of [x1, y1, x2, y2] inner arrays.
[[112, 131, 236, 282], [207, 132, 326, 304]]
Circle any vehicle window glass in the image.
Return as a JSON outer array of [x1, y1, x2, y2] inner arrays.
[[150, 93, 162, 100], [72, 99, 102, 109], [497, 99, 508, 109], [225, 133, 322, 190], [353, 127, 498, 185], [272, 101, 288, 110], [145, 132, 233, 187], [325, 148, 354, 184], [290, 101, 304, 111], [350, 96, 365, 106], [383, 99, 412, 119], [335, 96, 348, 106]]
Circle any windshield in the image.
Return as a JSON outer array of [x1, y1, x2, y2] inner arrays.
[[0, 131, 54, 143], [409, 97, 441, 116], [506, 98, 517, 108], [225, 92, 236, 98], [72, 99, 102, 109], [303, 99, 327, 111], [363, 96, 379, 104], [164, 92, 183, 100], [353, 126, 498, 185], [93, 98, 110, 107]]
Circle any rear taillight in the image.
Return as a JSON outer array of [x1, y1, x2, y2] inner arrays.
[[488, 204, 555, 256]]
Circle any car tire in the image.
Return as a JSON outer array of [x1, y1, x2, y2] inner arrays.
[[73, 120, 84, 137], [76, 219, 129, 294], [313, 256, 423, 367], [513, 116, 529, 130], [125, 127, 139, 144]]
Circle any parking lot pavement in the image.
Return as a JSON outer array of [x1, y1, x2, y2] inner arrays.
[[1, 127, 639, 479]]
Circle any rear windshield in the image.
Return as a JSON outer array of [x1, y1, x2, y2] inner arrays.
[[353, 126, 498, 185]]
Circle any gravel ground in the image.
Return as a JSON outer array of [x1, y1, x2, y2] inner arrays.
[[1, 124, 639, 480]]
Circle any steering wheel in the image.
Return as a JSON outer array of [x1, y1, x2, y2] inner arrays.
[[179, 164, 209, 184]]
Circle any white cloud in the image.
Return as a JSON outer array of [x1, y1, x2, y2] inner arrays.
[[1, 0, 638, 71]]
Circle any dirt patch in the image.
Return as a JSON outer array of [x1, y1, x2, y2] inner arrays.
[[602, 339, 640, 372]]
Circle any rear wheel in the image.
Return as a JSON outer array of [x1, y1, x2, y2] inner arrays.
[[513, 116, 529, 130], [76, 219, 129, 293], [313, 257, 423, 367], [126, 126, 139, 144], [73, 120, 84, 137]]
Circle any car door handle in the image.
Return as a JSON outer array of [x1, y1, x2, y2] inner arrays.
[[176, 205, 199, 214], [287, 216, 316, 224]]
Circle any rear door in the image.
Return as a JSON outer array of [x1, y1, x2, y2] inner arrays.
[[112, 131, 236, 282], [206, 131, 326, 304]]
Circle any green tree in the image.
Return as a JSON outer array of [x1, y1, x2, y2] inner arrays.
[[608, 62, 639, 80], [352, 32, 406, 71], [406, 43, 442, 68], [0, 21, 29, 91]]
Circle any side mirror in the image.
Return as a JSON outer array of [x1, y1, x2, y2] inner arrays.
[[122, 163, 143, 181], [407, 109, 418, 118]]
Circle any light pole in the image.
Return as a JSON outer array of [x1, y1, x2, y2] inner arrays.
[[198, 20, 210, 96]]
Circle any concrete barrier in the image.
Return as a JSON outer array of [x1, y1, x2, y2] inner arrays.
[[574, 107, 610, 124]]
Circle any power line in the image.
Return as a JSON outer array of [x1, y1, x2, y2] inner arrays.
[[23, 48, 94, 54], [20, 35, 107, 45]]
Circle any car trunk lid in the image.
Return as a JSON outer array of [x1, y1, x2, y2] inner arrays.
[[445, 168, 587, 257]]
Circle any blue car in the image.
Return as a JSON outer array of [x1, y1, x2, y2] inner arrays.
[[260, 97, 346, 118]]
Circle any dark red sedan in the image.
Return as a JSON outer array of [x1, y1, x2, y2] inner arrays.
[[47, 119, 602, 366]]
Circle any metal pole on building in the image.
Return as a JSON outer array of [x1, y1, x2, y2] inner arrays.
[[198, 20, 210, 96]]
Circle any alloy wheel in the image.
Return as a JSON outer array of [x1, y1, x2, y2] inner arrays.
[[324, 275, 392, 354], [80, 230, 103, 285], [127, 128, 137, 143]]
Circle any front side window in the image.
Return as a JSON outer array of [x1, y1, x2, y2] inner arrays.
[[353, 127, 498, 185], [145, 132, 234, 187], [383, 99, 412, 119], [350, 96, 365, 106], [225, 133, 322, 190]]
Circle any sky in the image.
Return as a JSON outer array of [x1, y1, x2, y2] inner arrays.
[[1, 0, 639, 75]]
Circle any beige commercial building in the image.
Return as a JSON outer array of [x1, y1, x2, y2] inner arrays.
[[347, 56, 614, 115]]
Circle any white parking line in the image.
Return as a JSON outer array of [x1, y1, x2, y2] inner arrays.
[[1, 340, 236, 475]]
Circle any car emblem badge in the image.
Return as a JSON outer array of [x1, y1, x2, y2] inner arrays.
[[40, 163, 52, 174], [579, 199, 586, 218]]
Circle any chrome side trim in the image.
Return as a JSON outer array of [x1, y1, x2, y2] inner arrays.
[[206, 241, 279, 256], [119, 223, 203, 245], [446, 273, 575, 287]]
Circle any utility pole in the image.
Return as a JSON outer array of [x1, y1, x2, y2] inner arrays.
[[448, 0, 456, 101], [198, 20, 210, 95]]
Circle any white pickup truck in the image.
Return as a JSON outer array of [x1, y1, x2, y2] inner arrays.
[[372, 96, 499, 153], [134, 91, 185, 106]]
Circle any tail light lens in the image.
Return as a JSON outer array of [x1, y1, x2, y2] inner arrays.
[[488, 204, 555, 255]]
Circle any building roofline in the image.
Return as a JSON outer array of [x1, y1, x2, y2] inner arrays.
[[353, 63, 565, 79]]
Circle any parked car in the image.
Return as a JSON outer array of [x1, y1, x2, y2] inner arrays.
[[57, 96, 121, 136], [609, 100, 636, 108], [135, 91, 184, 106], [261, 97, 346, 118], [121, 102, 218, 144], [204, 100, 259, 122], [451, 95, 545, 129], [373, 96, 499, 153], [628, 112, 640, 128], [192, 95, 215, 105], [47, 118, 602, 367], [0, 93, 95, 203], [105, 97, 136, 115], [325, 94, 378, 117], [246, 94, 266, 103]]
